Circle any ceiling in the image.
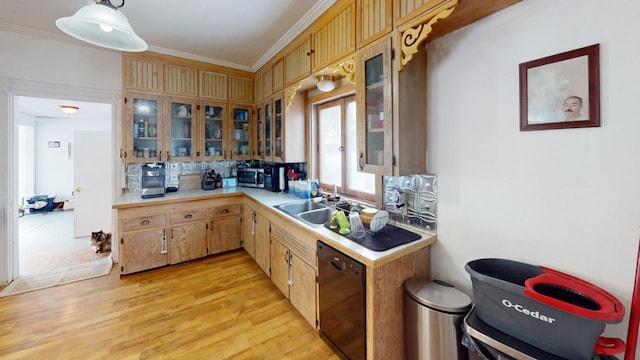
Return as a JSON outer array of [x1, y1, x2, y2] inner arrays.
[[15, 96, 111, 121], [0, 0, 335, 72]]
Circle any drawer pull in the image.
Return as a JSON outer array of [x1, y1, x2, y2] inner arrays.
[[184, 214, 193, 219], [140, 219, 151, 225], [221, 209, 229, 213]]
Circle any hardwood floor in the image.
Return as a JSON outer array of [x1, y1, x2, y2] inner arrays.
[[0, 250, 339, 359]]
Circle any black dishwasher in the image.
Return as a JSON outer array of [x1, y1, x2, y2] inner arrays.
[[317, 241, 366, 360]]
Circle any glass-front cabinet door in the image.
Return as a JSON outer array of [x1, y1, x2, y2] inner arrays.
[[126, 92, 162, 162], [201, 101, 225, 160], [231, 104, 251, 160], [264, 101, 272, 160], [256, 106, 264, 159], [273, 95, 284, 162], [356, 36, 392, 174], [166, 96, 197, 162]]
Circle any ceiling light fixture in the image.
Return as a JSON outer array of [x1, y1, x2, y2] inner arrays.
[[60, 105, 79, 115], [317, 75, 336, 92], [55, 0, 148, 52]]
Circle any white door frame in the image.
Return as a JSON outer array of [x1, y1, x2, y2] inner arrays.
[[0, 78, 122, 284]]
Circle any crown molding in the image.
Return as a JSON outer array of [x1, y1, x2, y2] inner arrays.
[[251, 0, 337, 71], [0, 0, 338, 73], [146, 45, 253, 72]]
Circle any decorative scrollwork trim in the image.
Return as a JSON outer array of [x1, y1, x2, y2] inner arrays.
[[285, 83, 302, 109], [400, 4, 457, 69], [332, 56, 356, 84]]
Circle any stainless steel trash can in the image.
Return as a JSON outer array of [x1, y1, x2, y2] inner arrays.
[[405, 278, 472, 360]]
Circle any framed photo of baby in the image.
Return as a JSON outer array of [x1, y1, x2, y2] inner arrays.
[[519, 44, 600, 131]]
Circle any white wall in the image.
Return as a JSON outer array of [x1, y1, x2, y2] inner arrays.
[[427, 0, 640, 350], [0, 29, 122, 282], [34, 114, 111, 201]]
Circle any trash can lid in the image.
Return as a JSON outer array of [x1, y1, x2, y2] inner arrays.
[[405, 278, 472, 313]]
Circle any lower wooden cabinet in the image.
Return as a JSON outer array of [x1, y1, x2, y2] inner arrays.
[[254, 211, 271, 277], [120, 227, 168, 275], [169, 222, 208, 264], [208, 206, 243, 255], [243, 206, 257, 259], [270, 224, 317, 327], [117, 196, 243, 275]]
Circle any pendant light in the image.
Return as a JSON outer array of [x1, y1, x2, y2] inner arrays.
[[55, 0, 148, 52], [316, 75, 336, 92]]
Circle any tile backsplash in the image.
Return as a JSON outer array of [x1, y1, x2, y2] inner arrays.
[[384, 173, 437, 232], [125, 160, 238, 194]]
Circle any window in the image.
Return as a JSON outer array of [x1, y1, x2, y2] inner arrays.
[[315, 96, 375, 201]]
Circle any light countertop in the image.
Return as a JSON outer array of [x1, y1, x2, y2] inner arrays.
[[114, 187, 436, 266]]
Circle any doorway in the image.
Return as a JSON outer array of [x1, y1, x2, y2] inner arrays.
[[15, 96, 113, 275]]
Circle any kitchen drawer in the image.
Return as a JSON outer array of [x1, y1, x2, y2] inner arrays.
[[169, 208, 208, 224], [120, 213, 167, 232], [210, 204, 242, 218]]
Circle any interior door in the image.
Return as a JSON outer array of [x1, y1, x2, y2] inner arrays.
[[73, 130, 112, 237]]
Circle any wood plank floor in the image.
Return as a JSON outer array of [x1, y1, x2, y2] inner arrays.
[[0, 250, 339, 359]]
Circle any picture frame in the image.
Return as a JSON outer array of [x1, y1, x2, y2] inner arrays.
[[48, 141, 60, 148], [519, 44, 600, 131]]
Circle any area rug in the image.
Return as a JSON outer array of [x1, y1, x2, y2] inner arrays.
[[0, 255, 113, 297]]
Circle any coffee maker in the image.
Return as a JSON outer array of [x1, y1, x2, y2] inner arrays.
[[141, 163, 166, 198], [264, 164, 284, 192]]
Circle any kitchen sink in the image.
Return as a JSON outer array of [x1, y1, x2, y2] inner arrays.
[[274, 200, 328, 215], [296, 208, 333, 227], [274, 200, 332, 227]]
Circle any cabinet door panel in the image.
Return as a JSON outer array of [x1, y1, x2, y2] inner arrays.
[[229, 76, 254, 104], [199, 70, 228, 100], [290, 255, 317, 327], [169, 222, 208, 264], [125, 92, 163, 163], [270, 240, 290, 298], [120, 228, 168, 274], [125, 58, 163, 92], [284, 38, 311, 86], [166, 97, 198, 161], [312, 3, 355, 72], [243, 208, 256, 259], [208, 216, 242, 255], [254, 212, 271, 277], [166, 65, 197, 96], [356, 37, 393, 175]]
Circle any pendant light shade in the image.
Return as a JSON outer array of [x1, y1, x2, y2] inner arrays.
[[55, 1, 147, 52], [316, 75, 336, 92], [60, 105, 79, 115]]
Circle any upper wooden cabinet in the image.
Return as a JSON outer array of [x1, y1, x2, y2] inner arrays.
[[272, 59, 284, 92], [123, 91, 163, 162], [311, 1, 356, 72], [166, 65, 198, 96], [356, 37, 393, 175], [254, 73, 264, 102], [199, 70, 228, 100], [357, 0, 393, 48], [394, 0, 453, 26], [165, 96, 198, 162], [229, 76, 254, 104], [263, 68, 273, 99], [124, 57, 163, 93], [255, 91, 305, 163], [283, 38, 312, 86], [356, 35, 427, 176]]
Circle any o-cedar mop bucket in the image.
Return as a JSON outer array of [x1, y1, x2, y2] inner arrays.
[[465, 258, 625, 360]]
